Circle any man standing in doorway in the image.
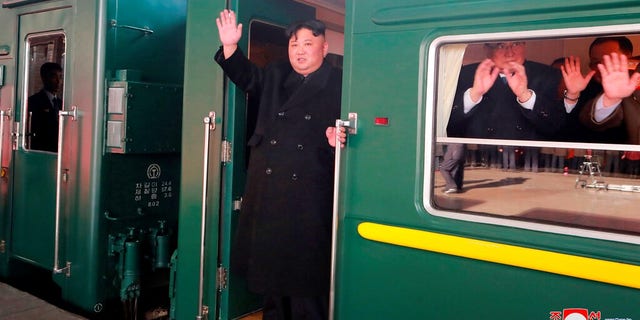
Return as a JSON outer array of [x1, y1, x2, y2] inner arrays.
[[215, 9, 341, 320]]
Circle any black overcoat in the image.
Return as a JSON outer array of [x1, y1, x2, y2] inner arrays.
[[447, 60, 565, 140], [215, 48, 342, 296]]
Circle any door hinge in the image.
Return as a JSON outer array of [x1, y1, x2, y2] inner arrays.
[[221, 140, 232, 163], [0, 240, 5, 253], [217, 266, 228, 291]]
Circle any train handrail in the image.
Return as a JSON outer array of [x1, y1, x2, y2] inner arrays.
[[53, 106, 77, 277], [197, 111, 215, 320], [0, 109, 11, 175], [330, 112, 357, 320]]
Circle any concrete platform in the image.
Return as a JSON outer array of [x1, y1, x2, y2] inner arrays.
[[0, 282, 86, 320]]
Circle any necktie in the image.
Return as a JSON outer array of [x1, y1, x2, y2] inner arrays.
[[52, 97, 62, 111]]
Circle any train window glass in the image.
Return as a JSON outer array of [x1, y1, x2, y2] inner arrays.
[[427, 29, 640, 242], [22, 32, 65, 152]]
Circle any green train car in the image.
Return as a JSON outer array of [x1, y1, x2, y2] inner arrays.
[[2, 0, 640, 319], [0, 0, 186, 318]]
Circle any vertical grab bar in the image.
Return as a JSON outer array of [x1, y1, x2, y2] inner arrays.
[[0, 109, 11, 172], [197, 111, 216, 320], [329, 113, 357, 320], [53, 106, 77, 276]]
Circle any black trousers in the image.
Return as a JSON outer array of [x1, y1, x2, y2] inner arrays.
[[262, 294, 328, 320]]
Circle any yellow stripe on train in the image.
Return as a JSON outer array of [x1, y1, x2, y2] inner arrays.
[[357, 222, 640, 289]]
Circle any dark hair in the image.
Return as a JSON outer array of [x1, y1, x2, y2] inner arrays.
[[551, 57, 565, 67], [589, 37, 633, 56], [40, 62, 62, 79], [285, 19, 326, 39]]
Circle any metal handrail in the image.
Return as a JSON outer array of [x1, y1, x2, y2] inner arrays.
[[197, 111, 215, 320], [329, 113, 357, 320], [53, 106, 77, 277]]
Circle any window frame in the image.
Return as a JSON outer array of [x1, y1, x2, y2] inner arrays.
[[422, 23, 640, 245]]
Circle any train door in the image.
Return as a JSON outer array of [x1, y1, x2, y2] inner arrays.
[[11, 7, 73, 277], [176, 1, 315, 319]]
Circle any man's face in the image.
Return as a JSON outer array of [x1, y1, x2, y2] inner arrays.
[[288, 28, 328, 76], [589, 41, 626, 83], [43, 70, 62, 94], [487, 41, 526, 71]]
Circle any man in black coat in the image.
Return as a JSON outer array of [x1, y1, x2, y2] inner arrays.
[[447, 41, 565, 173], [27, 62, 63, 152], [215, 9, 341, 320]]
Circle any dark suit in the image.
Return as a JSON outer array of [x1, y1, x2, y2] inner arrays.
[[579, 89, 640, 144], [215, 47, 341, 297], [27, 89, 60, 152], [447, 60, 565, 141]]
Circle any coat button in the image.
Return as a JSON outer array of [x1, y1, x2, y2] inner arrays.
[[291, 173, 298, 180], [297, 144, 304, 150], [265, 168, 272, 175], [270, 139, 277, 145], [304, 114, 311, 120]]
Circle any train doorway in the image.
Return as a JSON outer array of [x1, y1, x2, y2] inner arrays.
[[176, 0, 330, 319], [11, 7, 73, 276]]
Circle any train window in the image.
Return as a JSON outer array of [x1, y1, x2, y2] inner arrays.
[[22, 32, 65, 152], [427, 27, 640, 243]]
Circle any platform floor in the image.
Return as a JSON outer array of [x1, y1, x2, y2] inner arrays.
[[434, 165, 640, 234], [0, 281, 86, 320]]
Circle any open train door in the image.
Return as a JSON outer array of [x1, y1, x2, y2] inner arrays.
[[175, 1, 315, 319]]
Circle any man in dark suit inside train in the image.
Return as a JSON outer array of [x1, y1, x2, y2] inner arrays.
[[561, 36, 640, 144], [27, 62, 63, 152], [446, 41, 566, 173]]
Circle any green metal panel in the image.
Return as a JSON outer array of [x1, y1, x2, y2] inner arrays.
[[335, 0, 640, 318], [105, 81, 182, 154], [106, 0, 186, 84], [0, 1, 17, 279], [174, 0, 226, 319]]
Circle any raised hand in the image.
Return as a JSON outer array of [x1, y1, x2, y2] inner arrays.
[[561, 56, 594, 98], [504, 62, 530, 101], [215, 9, 243, 58], [470, 59, 499, 102], [599, 52, 640, 107]]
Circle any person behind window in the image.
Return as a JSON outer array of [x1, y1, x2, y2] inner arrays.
[[215, 10, 341, 320], [439, 143, 466, 194], [27, 62, 62, 152], [447, 41, 566, 172], [561, 36, 640, 144]]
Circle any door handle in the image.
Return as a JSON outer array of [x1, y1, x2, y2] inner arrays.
[[197, 111, 215, 320], [53, 106, 77, 276], [0, 109, 11, 174], [329, 112, 357, 320]]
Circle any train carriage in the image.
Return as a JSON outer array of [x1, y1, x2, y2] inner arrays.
[[0, 0, 186, 317], [1, 0, 640, 319]]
